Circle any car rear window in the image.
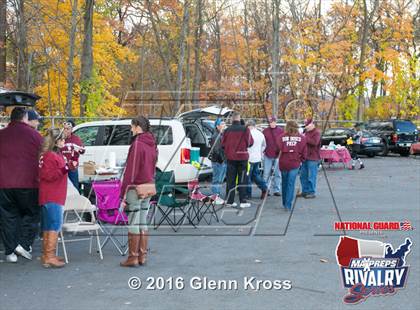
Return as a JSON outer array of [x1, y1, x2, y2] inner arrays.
[[395, 121, 416, 132], [74, 126, 99, 146]]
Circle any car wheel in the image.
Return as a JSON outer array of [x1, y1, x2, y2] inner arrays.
[[378, 142, 388, 156], [400, 150, 410, 157], [367, 153, 375, 158]]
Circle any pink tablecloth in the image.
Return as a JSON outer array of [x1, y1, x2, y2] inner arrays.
[[320, 148, 352, 166]]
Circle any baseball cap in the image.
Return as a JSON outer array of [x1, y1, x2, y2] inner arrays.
[[215, 118, 223, 127], [27, 110, 41, 121]]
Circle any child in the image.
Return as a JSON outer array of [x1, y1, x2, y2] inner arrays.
[[39, 128, 69, 268], [347, 126, 365, 170]]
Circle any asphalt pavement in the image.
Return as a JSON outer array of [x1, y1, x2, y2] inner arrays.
[[1, 155, 419, 310]]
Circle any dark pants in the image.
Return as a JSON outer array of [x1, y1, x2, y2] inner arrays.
[[226, 160, 248, 204], [247, 162, 268, 196], [68, 169, 79, 191], [0, 189, 40, 255]]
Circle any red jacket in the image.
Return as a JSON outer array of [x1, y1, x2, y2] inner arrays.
[[0, 121, 43, 188], [39, 151, 69, 206], [121, 132, 157, 198], [221, 121, 254, 161], [304, 128, 321, 161], [263, 126, 284, 158], [277, 133, 307, 171], [62, 134, 85, 170]]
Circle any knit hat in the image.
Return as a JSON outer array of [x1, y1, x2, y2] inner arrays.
[[268, 116, 277, 123]]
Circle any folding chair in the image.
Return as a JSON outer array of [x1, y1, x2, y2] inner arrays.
[[59, 194, 103, 263], [153, 170, 194, 232], [92, 180, 128, 255], [187, 179, 219, 225]]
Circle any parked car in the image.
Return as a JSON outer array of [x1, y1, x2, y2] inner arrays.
[[365, 120, 419, 157], [321, 127, 384, 157], [73, 106, 232, 183]]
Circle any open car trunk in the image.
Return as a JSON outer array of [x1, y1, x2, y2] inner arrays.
[[0, 89, 40, 107]]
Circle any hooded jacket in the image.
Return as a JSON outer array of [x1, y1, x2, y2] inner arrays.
[[0, 121, 43, 188], [304, 128, 321, 161], [221, 121, 254, 161], [121, 132, 157, 198], [277, 133, 307, 171]]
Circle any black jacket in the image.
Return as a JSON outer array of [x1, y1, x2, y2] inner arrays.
[[209, 130, 225, 163]]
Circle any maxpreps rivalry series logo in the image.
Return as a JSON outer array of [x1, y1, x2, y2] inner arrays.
[[336, 236, 412, 304]]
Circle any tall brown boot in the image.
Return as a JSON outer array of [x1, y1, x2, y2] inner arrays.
[[120, 233, 140, 267], [41, 232, 65, 264], [42, 231, 65, 268], [138, 231, 149, 265]]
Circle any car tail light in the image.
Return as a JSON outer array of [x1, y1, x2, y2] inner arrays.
[[180, 148, 190, 164], [361, 137, 369, 144], [392, 134, 398, 143]]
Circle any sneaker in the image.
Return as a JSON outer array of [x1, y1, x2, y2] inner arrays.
[[215, 197, 225, 205], [14, 244, 32, 260], [225, 202, 238, 208], [359, 164, 365, 169], [350, 165, 355, 170], [239, 202, 251, 208], [304, 194, 316, 199], [6, 253, 18, 263], [296, 192, 307, 198], [273, 192, 281, 197]]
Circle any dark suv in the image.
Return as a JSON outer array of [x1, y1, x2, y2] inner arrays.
[[365, 120, 419, 156]]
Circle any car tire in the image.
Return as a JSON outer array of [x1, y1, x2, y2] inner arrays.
[[367, 153, 375, 158], [378, 141, 388, 156]]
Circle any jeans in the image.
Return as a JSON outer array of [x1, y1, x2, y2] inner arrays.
[[0, 189, 40, 255], [41, 203, 64, 232], [211, 161, 227, 196], [226, 160, 248, 204], [68, 169, 79, 192], [300, 160, 319, 195], [247, 162, 268, 196], [263, 156, 281, 194], [281, 168, 299, 210], [126, 189, 151, 234]]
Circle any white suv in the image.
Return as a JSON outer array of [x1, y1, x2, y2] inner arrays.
[[73, 106, 232, 183]]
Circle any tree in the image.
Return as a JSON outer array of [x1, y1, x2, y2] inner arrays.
[[65, 0, 78, 117]]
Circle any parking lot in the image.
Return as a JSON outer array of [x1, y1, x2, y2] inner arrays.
[[0, 155, 419, 310]]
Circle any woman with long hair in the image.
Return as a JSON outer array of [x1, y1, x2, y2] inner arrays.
[[120, 116, 157, 267], [277, 121, 307, 210], [39, 128, 69, 268]]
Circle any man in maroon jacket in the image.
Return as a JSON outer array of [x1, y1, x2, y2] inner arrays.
[[0, 107, 43, 263], [299, 118, 321, 199], [222, 112, 253, 208], [62, 120, 85, 191], [263, 116, 283, 196]]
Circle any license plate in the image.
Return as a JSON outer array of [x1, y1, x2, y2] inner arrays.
[[372, 139, 381, 143]]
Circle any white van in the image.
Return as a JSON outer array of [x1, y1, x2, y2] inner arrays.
[[73, 106, 232, 183]]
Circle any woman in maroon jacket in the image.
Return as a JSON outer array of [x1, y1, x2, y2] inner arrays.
[[39, 128, 69, 268], [120, 116, 157, 267], [277, 121, 307, 210]]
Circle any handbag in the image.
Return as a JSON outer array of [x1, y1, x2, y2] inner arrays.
[[135, 183, 156, 199]]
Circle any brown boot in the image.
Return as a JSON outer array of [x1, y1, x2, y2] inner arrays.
[[138, 231, 149, 265], [120, 233, 140, 267], [41, 232, 65, 263], [42, 231, 65, 268], [260, 190, 267, 200]]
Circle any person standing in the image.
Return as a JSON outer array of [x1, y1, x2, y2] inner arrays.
[[299, 119, 321, 199], [27, 109, 42, 130], [278, 121, 307, 210], [209, 118, 227, 204], [120, 116, 157, 267], [0, 107, 43, 263], [62, 120, 85, 190], [263, 116, 283, 196], [348, 124, 365, 170], [222, 112, 253, 208], [246, 119, 268, 199], [39, 128, 69, 268]]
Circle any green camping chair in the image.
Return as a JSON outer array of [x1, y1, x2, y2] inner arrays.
[[153, 170, 194, 232]]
